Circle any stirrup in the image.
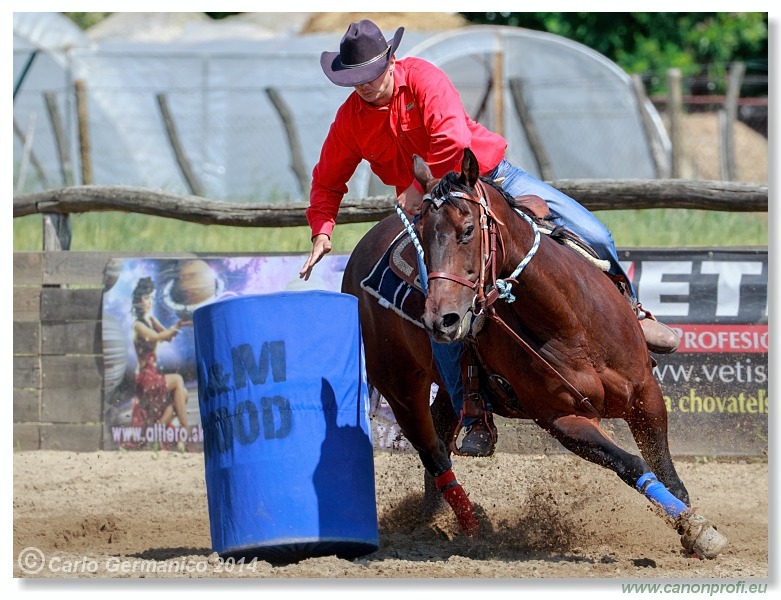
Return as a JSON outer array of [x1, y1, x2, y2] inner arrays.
[[452, 408, 497, 458]]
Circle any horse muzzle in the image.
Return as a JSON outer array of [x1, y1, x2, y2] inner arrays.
[[423, 309, 474, 343]]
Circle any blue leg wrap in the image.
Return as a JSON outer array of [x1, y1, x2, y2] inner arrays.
[[636, 472, 689, 518]]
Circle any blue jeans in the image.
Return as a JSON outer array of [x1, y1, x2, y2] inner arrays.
[[424, 158, 634, 424], [488, 159, 636, 299]]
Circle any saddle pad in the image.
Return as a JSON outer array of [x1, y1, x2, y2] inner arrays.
[[361, 233, 426, 328]]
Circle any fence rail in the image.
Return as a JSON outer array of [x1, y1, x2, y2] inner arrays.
[[14, 180, 769, 229]]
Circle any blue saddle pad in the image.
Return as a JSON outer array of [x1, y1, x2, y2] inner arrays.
[[360, 234, 425, 328]]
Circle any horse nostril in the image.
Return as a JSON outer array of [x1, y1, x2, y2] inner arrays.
[[441, 313, 461, 329]]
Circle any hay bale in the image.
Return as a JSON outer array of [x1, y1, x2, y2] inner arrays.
[[680, 113, 768, 183], [302, 12, 468, 34]]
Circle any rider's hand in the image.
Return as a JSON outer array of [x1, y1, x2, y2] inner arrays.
[[299, 234, 332, 280], [397, 182, 424, 217]]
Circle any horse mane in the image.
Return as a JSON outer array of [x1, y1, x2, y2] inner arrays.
[[480, 177, 596, 255], [424, 170, 560, 236], [424, 172, 525, 214], [422, 172, 471, 215]]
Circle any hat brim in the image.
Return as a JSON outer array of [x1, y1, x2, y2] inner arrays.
[[321, 27, 404, 87]]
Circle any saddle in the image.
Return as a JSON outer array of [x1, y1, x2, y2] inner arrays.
[[387, 234, 423, 291]]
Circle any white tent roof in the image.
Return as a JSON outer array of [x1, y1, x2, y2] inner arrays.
[[13, 12, 671, 200]]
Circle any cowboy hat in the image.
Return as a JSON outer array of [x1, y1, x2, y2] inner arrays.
[[320, 19, 404, 87]]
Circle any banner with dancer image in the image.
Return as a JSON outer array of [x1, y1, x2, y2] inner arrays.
[[101, 255, 349, 451]]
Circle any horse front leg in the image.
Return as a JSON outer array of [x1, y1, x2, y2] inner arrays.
[[384, 383, 478, 536], [422, 384, 460, 517], [543, 413, 727, 558]]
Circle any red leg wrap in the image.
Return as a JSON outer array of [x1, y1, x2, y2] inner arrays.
[[436, 469, 478, 536], [435, 469, 456, 489]]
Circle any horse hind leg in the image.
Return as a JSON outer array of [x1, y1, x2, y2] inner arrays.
[[623, 386, 727, 558], [624, 383, 689, 505], [544, 414, 727, 558]]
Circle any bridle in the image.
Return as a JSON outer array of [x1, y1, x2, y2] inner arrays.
[[426, 180, 495, 315], [420, 178, 599, 418], [424, 178, 537, 316]]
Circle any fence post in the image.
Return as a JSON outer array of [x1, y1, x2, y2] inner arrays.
[[45, 91, 74, 186], [508, 77, 555, 181], [43, 91, 73, 251], [722, 61, 746, 181], [492, 45, 504, 137], [631, 74, 668, 178], [265, 87, 309, 199], [157, 93, 205, 196], [75, 79, 92, 185], [666, 68, 686, 179]]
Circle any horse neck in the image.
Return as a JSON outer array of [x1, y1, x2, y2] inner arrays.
[[487, 187, 597, 329], [487, 188, 541, 278]]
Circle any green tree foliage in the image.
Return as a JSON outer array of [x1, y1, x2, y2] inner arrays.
[[460, 12, 767, 95]]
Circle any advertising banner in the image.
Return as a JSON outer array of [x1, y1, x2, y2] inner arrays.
[[102, 249, 768, 456], [619, 249, 768, 456]]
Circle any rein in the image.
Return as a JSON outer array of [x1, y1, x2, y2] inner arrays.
[[423, 180, 599, 419]]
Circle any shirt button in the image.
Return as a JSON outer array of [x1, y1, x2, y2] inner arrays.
[[399, 133, 404, 138]]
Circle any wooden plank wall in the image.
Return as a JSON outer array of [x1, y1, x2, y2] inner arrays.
[[12, 252, 199, 451]]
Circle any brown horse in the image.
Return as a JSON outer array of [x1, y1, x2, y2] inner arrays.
[[341, 148, 727, 558]]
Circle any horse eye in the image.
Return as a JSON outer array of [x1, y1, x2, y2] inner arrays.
[[460, 225, 475, 242]]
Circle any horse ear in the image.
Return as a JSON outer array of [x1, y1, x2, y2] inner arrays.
[[462, 148, 480, 187], [413, 155, 434, 191]]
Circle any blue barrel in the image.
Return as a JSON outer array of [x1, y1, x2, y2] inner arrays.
[[192, 291, 379, 562]]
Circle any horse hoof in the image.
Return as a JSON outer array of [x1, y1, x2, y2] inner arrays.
[[678, 512, 728, 559]]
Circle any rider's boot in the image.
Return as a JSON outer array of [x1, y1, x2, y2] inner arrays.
[[636, 303, 680, 354], [613, 276, 680, 354], [458, 366, 498, 457]]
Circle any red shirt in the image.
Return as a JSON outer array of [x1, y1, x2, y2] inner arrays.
[[307, 57, 507, 238]]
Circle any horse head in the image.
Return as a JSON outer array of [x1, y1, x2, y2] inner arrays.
[[414, 148, 495, 343]]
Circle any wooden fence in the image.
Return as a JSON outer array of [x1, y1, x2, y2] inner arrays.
[[12, 182, 768, 451]]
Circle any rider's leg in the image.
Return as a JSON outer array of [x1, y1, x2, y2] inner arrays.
[[487, 159, 679, 354], [430, 338, 496, 456], [413, 224, 496, 456], [430, 339, 467, 419]]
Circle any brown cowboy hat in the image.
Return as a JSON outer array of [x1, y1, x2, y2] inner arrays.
[[320, 19, 404, 87]]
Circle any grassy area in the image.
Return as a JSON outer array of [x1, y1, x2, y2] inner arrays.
[[13, 208, 768, 253]]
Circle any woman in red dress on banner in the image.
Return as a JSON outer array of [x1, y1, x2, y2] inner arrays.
[[131, 277, 191, 445]]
